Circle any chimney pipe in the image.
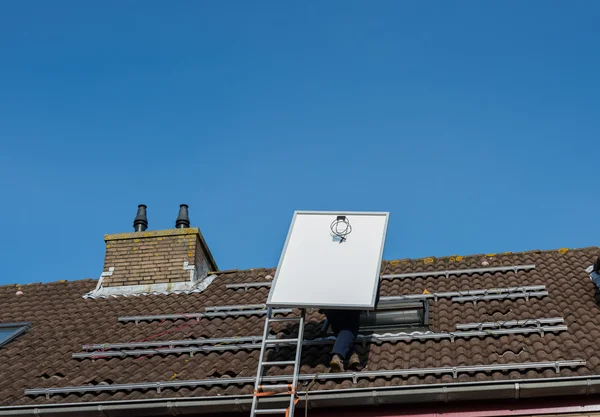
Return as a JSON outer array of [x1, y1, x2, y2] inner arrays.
[[133, 205, 148, 232], [176, 204, 190, 228]]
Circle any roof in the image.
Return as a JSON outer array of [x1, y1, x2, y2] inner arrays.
[[0, 246, 599, 412]]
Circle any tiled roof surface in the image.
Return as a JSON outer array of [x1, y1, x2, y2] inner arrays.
[[0, 247, 599, 407]]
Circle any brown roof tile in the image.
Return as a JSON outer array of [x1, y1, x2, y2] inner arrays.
[[0, 246, 598, 407]]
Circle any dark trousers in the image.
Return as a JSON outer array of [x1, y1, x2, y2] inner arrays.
[[324, 310, 361, 359]]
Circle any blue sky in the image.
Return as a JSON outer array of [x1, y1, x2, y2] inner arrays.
[[0, 2, 598, 285]]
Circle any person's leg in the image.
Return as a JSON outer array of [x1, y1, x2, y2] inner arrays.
[[349, 310, 361, 336], [325, 310, 344, 372], [331, 329, 354, 358], [346, 311, 361, 369], [331, 311, 361, 358], [592, 271, 600, 286], [594, 285, 600, 305], [327, 312, 341, 336]]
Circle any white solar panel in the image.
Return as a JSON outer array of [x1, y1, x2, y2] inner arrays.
[[267, 211, 389, 310]]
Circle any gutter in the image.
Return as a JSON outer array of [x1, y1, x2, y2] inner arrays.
[[4, 375, 600, 417]]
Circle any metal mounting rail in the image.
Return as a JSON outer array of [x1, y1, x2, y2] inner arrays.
[[212, 287, 546, 313], [379, 285, 546, 302], [205, 304, 266, 312], [73, 325, 569, 359], [118, 308, 293, 324], [25, 359, 586, 398], [381, 264, 536, 280], [82, 335, 265, 351], [226, 282, 272, 290], [74, 344, 262, 358], [452, 291, 547, 303], [220, 285, 546, 304], [299, 360, 586, 382], [227, 265, 537, 290], [456, 317, 564, 330], [366, 325, 568, 342]]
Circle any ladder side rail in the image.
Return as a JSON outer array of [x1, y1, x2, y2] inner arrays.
[[288, 309, 305, 417], [250, 307, 274, 416]]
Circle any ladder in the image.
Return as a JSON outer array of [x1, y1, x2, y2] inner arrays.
[[250, 307, 306, 417]]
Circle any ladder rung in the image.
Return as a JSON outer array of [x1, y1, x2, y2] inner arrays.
[[254, 409, 289, 415], [269, 317, 302, 322], [264, 338, 298, 345], [261, 360, 295, 367], [258, 383, 294, 390]]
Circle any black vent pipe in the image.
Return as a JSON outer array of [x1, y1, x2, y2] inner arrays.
[[176, 204, 190, 228], [133, 205, 148, 232]]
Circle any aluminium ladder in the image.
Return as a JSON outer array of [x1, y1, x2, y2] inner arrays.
[[250, 307, 306, 417]]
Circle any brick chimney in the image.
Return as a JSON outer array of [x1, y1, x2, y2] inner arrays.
[[85, 205, 218, 298]]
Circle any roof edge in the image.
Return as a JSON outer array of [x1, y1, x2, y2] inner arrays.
[[386, 245, 600, 266], [196, 228, 218, 272], [104, 228, 200, 241], [5, 374, 600, 416]]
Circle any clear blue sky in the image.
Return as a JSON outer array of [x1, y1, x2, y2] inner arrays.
[[1, 2, 598, 285]]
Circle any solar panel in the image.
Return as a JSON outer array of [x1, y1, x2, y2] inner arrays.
[[267, 211, 389, 309]]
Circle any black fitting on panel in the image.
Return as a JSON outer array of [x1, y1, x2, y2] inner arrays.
[[176, 204, 190, 228]]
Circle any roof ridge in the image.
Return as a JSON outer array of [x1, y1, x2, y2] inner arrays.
[[384, 245, 600, 266], [1, 246, 598, 289], [0, 278, 97, 290], [210, 245, 600, 276]]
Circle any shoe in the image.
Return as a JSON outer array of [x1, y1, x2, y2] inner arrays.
[[348, 352, 360, 370], [329, 354, 345, 373]]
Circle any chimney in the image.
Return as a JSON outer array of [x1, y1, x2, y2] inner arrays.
[[175, 204, 190, 228], [88, 205, 218, 297], [133, 204, 148, 232]]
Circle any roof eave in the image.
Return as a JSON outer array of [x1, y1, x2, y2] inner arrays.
[[4, 375, 600, 417]]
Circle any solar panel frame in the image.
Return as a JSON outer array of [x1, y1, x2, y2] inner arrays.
[[267, 211, 389, 310]]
